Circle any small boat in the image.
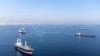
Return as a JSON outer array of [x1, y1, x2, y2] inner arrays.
[[75, 32, 95, 38], [75, 32, 81, 36], [79, 27, 88, 30], [19, 28, 26, 34], [15, 38, 34, 55]]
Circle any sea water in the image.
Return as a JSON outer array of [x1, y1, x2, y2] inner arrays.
[[0, 24, 100, 56]]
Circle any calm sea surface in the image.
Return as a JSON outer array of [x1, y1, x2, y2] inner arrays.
[[0, 25, 100, 56]]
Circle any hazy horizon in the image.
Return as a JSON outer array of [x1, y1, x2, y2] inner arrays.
[[0, 0, 100, 24]]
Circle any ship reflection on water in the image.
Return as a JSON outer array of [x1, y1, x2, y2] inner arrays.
[[16, 50, 33, 56]]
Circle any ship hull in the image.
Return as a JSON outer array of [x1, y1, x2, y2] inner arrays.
[[19, 32, 26, 34], [75, 34, 95, 38], [15, 46, 33, 55]]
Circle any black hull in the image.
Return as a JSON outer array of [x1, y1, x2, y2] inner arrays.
[[75, 34, 95, 38], [19, 32, 26, 34]]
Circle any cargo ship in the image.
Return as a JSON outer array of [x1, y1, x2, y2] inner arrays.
[[19, 28, 26, 34], [79, 27, 88, 30], [75, 32, 95, 38], [15, 38, 34, 55]]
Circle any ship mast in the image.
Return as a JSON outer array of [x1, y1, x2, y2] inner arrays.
[[25, 41, 27, 47]]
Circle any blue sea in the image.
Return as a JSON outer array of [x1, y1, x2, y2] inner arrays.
[[0, 24, 100, 56]]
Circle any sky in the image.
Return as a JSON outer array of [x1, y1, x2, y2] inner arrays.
[[0, 0, 100, 24]]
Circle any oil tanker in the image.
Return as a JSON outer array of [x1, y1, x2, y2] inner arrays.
[[75, 32, 95, 38]]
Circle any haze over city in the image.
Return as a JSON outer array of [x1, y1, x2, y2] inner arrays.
[[0, 0, 100, 24]]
